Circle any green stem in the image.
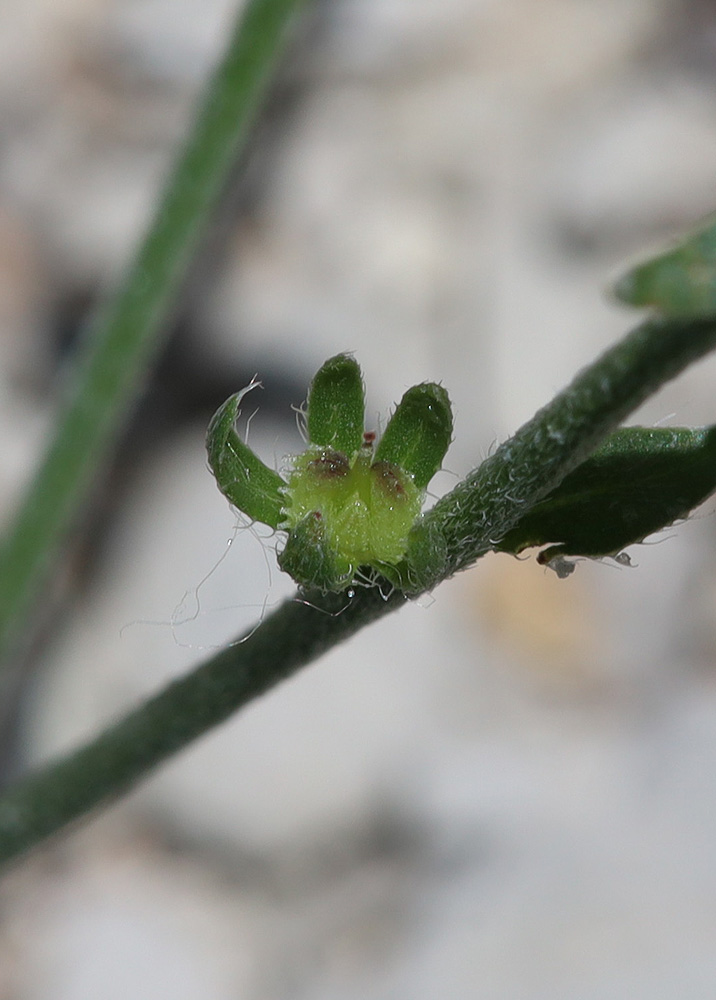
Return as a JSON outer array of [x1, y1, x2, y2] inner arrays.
[[420, 316, 716, 583], [0, 588, 404, 865], [1, 313, 716, 867], [0, 0, 307, 669]]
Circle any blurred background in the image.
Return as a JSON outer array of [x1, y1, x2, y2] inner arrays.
[[2, 0, 716, 996]]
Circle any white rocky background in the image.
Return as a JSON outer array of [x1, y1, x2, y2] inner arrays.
[[2, 0, 716, 997]]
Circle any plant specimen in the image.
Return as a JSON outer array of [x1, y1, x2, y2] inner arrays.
[[1, 0, 716, 869]]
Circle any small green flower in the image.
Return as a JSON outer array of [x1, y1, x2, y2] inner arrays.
[[207, 354, 453, 592]]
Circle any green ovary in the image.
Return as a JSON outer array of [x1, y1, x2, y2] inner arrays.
[[283, 447, 421, 567]]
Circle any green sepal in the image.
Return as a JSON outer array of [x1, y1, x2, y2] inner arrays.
[[389, 517, 448, 593], [277, 512, 353, 592], [206, 388, 287, 529], [307, 353, 365, 457], [375, 382, 453, 490], [614, 215, 716, 317], [497, 425, 716, 563]]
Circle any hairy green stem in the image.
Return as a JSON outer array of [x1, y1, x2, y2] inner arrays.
[[1, 313, 716, 867], [420, 316, 716, 583], [0, 588, 404, 866], [0, 0, 307, 670]]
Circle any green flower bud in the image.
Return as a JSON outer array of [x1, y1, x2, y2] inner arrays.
[[375, 383, 452, 490], [307, 353, 365, 457]]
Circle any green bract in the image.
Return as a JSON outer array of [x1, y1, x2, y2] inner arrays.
[[207, 354, 453, 592]]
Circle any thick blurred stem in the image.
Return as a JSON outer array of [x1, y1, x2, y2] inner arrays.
[[0, 0, 307, 671]]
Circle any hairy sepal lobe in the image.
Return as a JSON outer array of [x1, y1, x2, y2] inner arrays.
[[206, 387, 286, 529]]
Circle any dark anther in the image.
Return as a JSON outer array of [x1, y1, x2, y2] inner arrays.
[[307, 449, 351, 478], [371, 460, 406, 497]]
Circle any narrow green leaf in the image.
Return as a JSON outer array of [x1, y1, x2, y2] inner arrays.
[[497, 425, 716, 562], [306, 354, 365, 456], [375, 383, 453, 490], [206, 387, 286, 528], [614, 215, 716, 317]]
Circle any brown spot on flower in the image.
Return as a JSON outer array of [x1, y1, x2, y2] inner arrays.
[[371, 460, 406, 498], [307, 449, 350, 479]]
